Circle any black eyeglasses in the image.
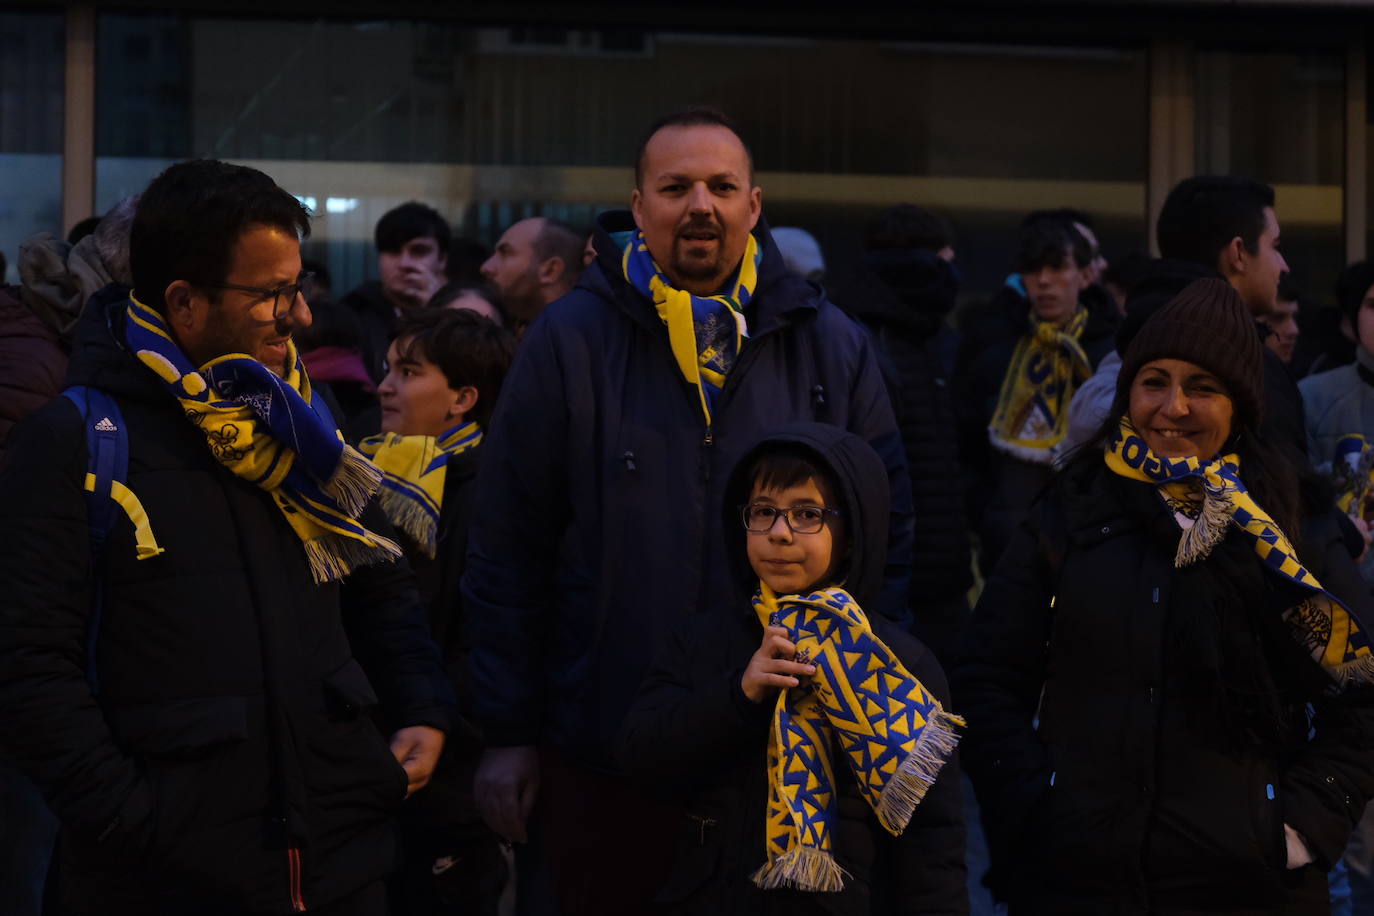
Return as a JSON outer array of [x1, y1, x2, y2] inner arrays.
[[741, 503, 840, 535], [197, 271, 315, 318]]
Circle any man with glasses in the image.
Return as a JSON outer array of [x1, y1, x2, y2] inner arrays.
[[0, 159, 452, 915]]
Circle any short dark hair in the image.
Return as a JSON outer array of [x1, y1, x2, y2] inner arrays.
[[1016, 214, 1090, 273], [375, 202, 451, 255], [634, 105, 753, 189], [67, 216, 101, 246], [1335, 260, 1374, 326], [1156, 175, 1275, 268], [392, 308, 516, 431], [864, 204, 954, 253], [533, 217, 587, 284], [131, 159, 311, 312], [747, 447, 841, 516]]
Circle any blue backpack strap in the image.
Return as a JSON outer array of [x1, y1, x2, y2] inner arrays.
[[61, 386, 129, 697]]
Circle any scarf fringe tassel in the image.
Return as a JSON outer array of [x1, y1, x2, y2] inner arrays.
[[875, 708, 966, 836], [1334, 653, 1374, 687], [1175, 487, 1235, 567], [375, 487, 438, 559], [304, 532, 402, 585], [988, 433, 1056, 466], [751, 845, 849, 893], [323, 445, 386, 517]]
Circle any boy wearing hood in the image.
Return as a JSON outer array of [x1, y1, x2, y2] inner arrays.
[[620, 423, 968, 915]]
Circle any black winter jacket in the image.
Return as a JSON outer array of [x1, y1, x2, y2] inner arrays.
[[463, 211, 914, 767], [339, 280, 399, 385], [953, 456, 1374, 915], [0, 293, 453, 914], [834, 250, 972, 662], [619, 424, 967, 916]]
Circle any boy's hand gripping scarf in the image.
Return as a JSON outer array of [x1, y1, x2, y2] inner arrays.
[[988, 308, 1092, 463], [357, 420, 483, 558], [621, 229, 760, 426], [1105, 416, 1374, 686], [751, 583, 964, 893], [124, 296, 401, 583]]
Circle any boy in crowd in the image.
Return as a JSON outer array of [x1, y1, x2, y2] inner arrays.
[[620, 423, 966, 915], [361, 307, 517, 915]]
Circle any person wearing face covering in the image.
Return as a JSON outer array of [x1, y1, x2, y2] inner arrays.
[[954, 278, 1374, 915]]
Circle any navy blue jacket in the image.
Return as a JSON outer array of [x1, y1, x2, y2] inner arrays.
[[462, 212, 913, 766]]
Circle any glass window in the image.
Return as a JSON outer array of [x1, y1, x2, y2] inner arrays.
[[0, 12, 64, 284], [95, 17, 1148, 303], [1195, 48, 1346, 309]]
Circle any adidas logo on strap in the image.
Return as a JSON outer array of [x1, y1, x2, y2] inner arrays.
[[94, 417, 118, 432]]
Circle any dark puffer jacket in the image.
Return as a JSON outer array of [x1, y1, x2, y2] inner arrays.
[[619, 423, 967, 916], [834, 250, 972, 664], [0, 284, 68, 459], [0, 292, 453, 914], [952, 454, 1374, 915], [463, 211, 913, 767]]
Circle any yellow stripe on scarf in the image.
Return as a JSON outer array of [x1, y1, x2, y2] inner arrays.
[[357, 421, 483, 558], [988, 308, 1092, 462]]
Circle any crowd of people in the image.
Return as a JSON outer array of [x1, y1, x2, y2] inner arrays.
[[3, 104, 1374, 916]]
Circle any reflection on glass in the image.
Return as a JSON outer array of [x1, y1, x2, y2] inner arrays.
[[0, 12, 64, 283]]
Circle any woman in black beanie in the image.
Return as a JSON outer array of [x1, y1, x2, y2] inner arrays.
[[954, 278, 1374, 915]]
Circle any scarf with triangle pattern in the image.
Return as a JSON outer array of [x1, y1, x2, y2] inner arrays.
[[752, 583, 963, 892], [357, 420, 482, 558], [124, 296, 401, 583], [621, 229, 759, 425], [1105, 416, 1374, 686]]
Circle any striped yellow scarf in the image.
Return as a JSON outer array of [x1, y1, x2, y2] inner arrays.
[[988, 308, 1092, 463], [621, 230, 759, 426], [752, 584, 962, 892], [357, 421, 482, 558], [1105, 416, 1374, 686], [124, 296, 401, 583]]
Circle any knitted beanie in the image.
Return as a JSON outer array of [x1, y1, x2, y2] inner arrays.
[[1116, 277, 1264, 430]]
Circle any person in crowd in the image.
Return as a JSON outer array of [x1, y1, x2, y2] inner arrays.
[[430, 284, 505, 325], [771, 226, 827, 284], [955, 213, 1118, 573], [1267, 273, 1302, 369], [341, 201, 452, 382], [446, 236, 491, 289], [479, 216, 584, 329], [359, 307, 516, 916], [0, 159, 453, 915], [620, 424, 966, 915], [954, 278, 1374, 914], [296, 298, 379, 438], [1032, 207, 1109, 286], [1060, 176, 1299, 462], [301, 258, 334, 304], [463, 105, 912, 915], [1101, 251, 1151, 317], [831, 203, 970, 666]]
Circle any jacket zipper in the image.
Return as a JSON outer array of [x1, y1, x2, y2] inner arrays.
[[288, 847, 307, 911]]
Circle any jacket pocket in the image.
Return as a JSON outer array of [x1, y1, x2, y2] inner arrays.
[[110, 696, 249, 759], [322, 657, 380, 720]]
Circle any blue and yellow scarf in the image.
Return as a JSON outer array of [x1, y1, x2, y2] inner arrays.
[[125, 297, 401, 583], [357, 421, 482, 559], [1330, 433, 1374, 519], [1105, 416, 1374, 686], [621, 230, 759, 426], [752, 584, 963, 892], [988, 308, 1092, 463]]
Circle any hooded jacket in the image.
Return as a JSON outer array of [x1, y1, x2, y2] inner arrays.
[[952, 453, 1374, 915], [462, 211, 913, 767], [618, 423, 967, 916], [0, 289, 453, 913], [832, 249, 972, 662]]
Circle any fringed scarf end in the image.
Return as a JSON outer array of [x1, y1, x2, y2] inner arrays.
[[751, 846, 848, 893], [988, 432, 1056, 465], [1333, 654, 1374, 688], [874, 706, 964, 835], [324, 444, 385, 516], [1174, 489, 1235, 567], [304, 531, 403, 584], [374, 487, 438, 559]]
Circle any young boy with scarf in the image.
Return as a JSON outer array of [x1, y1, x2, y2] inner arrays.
[[619, 423, 968, 915], [358, 307, 516, 914]]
